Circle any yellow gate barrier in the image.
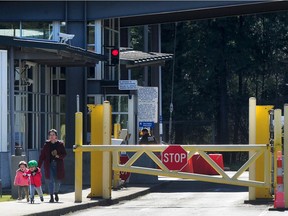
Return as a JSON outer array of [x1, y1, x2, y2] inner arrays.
[[74, 144, 271, 201], [73, 97, 288, 207]]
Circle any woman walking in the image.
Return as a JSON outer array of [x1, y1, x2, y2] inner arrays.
[[38, 129, 67, 203]]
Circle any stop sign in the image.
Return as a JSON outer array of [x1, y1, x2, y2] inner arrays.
[[161, 145, 188, 171], [120, 154, 131, 181]]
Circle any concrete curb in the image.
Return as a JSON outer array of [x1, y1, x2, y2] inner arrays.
[[25, 181, 171, 216]]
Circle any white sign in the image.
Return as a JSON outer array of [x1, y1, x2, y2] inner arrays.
[[138, 87, 158, 123], [119, 80, 138, 90]]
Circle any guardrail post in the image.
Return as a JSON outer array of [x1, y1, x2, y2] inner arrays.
[[75, 111, 83, 202]]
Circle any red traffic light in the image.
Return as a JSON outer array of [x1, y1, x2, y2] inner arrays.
[[111, 49, 119, 56], [110, 48, 119, 65]]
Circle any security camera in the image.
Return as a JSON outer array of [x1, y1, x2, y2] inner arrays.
[[24, 61, 37, 68], [59, 32, 75, 43]]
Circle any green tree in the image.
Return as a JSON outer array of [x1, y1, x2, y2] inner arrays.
[[161, 11, 288, 148]]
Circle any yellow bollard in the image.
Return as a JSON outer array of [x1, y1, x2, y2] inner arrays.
[[114, 123, 121, 139], [75, 112, 83, 202], [88, 104, 103, 198], [255, 105, 273, 199]]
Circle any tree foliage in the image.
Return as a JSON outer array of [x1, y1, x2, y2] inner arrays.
[[161, 11, 288, 145]]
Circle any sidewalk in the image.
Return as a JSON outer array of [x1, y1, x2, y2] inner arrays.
[[0, 181, 169, 216]]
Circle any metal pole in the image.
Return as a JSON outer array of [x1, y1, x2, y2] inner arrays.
[[158, 24, 163, 144], [76, 94, 79, 112], [168, 22, 177, 144]]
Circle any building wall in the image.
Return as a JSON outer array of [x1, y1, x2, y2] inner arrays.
[[0, 1, 163, 188]]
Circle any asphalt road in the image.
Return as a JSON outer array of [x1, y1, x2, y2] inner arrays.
[[64, 179, 287, 216]]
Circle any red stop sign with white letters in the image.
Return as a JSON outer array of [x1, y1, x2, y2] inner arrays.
[[161, 145, 188, 171]]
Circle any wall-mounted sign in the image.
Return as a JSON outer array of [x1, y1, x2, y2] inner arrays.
[[138, 87, 158, 123], [139, 121, 155, 128], [118, 80, 138, 90]]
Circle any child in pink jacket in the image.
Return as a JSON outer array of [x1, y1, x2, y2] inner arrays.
[[14, 161, 29, 202]]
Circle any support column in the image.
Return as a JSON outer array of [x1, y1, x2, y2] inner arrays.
[[0, 50, 8, 152]]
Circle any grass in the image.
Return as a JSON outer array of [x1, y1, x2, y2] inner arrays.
[[0, 195, 15, 202]]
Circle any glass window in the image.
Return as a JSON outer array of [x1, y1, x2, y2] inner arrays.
[[60, 22, 66, 33], [9, 62, 66, 150], [112, 114, 128, 129], [52, 67, 57, 79], [87, 96, 95, 104], [52, 96, 57, 112], [87, 45, 95, 52], [22, 22, 51, 39], [53, 80, 58, 95], [107, 95, 128, 112], [105, 95, 129, 130], [120, 96, 128, 112], [59, 80, 66, 94], [60, 96, 66, 113], [0, 22, 20, 36], [88, 67, 96, 79], [60, 115, 66, 142], [87, 26, 95, 44], [60, 67, 66, 79]]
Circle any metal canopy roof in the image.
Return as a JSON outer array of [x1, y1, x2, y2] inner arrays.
[[119, 1, 288, 27], [0, 35, 106, 67], [120, 48, 173, 68]]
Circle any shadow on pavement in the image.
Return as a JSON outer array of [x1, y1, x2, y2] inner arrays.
[[154, 180, 248, 193]]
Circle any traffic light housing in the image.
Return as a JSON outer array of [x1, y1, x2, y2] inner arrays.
[[111, 48, 119, 65]]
